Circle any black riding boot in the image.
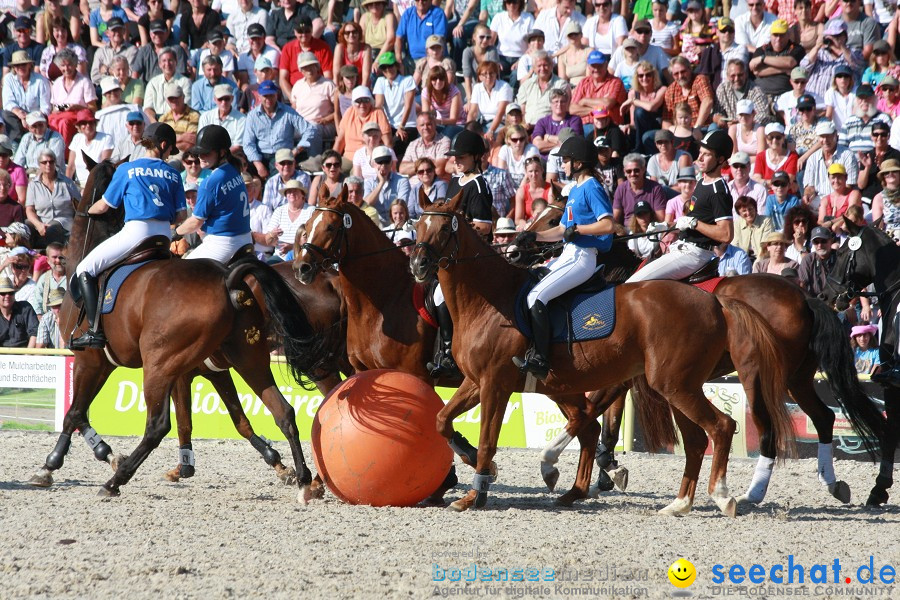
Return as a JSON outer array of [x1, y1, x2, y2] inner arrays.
[[512, 301, 550, 380], [69, 273, 107, 350], [872, 313, 900, 387], [427, 303, 460, 378]]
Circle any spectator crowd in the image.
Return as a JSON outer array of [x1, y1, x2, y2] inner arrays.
[[1, 0, 900, 358]]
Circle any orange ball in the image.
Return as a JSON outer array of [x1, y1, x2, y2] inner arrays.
[[311, 370, 454, 507]]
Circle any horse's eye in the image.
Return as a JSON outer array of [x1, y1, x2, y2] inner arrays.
[[326, 224, 335, 232], [549, 218, 560, 227]]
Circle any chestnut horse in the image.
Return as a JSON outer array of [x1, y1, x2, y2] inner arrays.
[[300, 193, 792, 516], [823, 221, 898, 506], [521, 196, 885, 506], [28, 159, 333, 502]]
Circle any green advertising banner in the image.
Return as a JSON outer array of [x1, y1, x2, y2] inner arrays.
[[87, 363, 531, 448]]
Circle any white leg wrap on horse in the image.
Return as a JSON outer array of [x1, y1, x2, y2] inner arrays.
[[82, 427, 103, 450], [745, 456, 775, 503], [540, 431, 574, 465], [179, 448, 196, 467], [817, 443, 836, 485]]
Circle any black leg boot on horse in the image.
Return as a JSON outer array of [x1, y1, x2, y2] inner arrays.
[[427, 303, 461, 378], [70, 273, 107, 351], [512, 300, 550, 380]]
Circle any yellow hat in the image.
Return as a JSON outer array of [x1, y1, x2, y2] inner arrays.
[[827, 162, 847, 176], [770, 19, 789, 35]]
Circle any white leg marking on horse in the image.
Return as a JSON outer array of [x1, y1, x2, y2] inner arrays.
[[540, 430, 574, 465]]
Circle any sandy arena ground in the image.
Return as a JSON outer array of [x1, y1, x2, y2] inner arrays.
[[1, 430, 899, 600]]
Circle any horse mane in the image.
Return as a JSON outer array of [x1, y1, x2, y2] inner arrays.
[[604, 237, 643, 283], [337, 199, 409, 269]]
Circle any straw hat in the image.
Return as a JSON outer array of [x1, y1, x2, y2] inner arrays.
[[878, 158, 900, 180], [0, 277, 14, 293], [8, 50, 32, 67], [280, 179, 306, 196], [762, 232, 790, 246], [47, 288, 65, 307]]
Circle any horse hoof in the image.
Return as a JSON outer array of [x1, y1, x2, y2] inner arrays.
[[541, 465, 560, 492], [297, 485, 314, 505], [97, 486, 120, 498], [594, 469, 614, 493], [866, 487, 889, 507], [714, 496, 738, 518], [164, 467, 181, 482], [609, 466, 628, 491], [828, 480, 851, 504], [28, 471, 53, 488], [736, 493, 761, 507], [554, 490, 587, 507], [421, 494, 447, 507], [109, 454, 127, 472], [447, 490, 477, 512], [658, 497, 692, 516], [278, 466, 297, 486], [308, 479, 326, 500]]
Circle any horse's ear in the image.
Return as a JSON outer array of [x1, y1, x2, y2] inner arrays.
[[82, 150, 98, 173], [115, 157, 128, 167], [336, 183, 349, 207], [844, 217, 863, 237], [447, 188, 463, 212], [872, 215, 884, 229], [418, 185, 429, 212]]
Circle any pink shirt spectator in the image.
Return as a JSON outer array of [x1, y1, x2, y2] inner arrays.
[[50, 74, 97, 109], [665, 196, 686, 222], [422, 84, 467, 125], [6, 162, 26, 204], [291, 77, 337, 124]]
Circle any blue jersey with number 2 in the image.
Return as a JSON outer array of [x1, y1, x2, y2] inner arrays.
[[193, 162, 251, 236], [102, 157, 186, 223]]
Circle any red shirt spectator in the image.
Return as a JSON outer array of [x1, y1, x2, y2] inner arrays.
[[279, 36, 333, 91], [664, 57, 714, 127], [571, 53, 627, 125]]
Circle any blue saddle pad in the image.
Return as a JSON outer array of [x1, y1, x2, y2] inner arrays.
[[514, 278, 616, 343], [101, 260, 155, 314]]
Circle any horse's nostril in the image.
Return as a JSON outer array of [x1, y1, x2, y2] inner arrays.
[[299, 263, 312, 274]]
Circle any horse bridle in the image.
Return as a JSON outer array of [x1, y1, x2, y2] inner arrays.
[[413, 210, 461, 270], [824, 242, 858, 308], [300, 206, 349, 270]]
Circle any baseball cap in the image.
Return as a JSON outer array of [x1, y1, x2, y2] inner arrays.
[[362, 121, 381, 134], [126, 110, 144, 123], [149, 19, 168, 33], [75, 108, 96, 123], [297, 51, 319, 69], [834, 64, 853, 78], [107, 17, 126, 30], [677, 165, 696, 181], [100, 76, 120, 95], [207, 28, 224, 43], [184, 181, 199, 193], [593, 135, 610, 149], [0, 136, 14, 154], [525, 30, 545, 41], [770, 19, 789, 35], [632, 19, 651, 33], [247, 23, 266, 38], [686, 0, 702, 10], [213, 83, 233, 99], [164, 82, 184, 98], [810, 225, 833, 241], [771, 170, 790, 184], [765, 122, 785, 136], [426, 34, 443, 48], [562, 20, 582, 38], [823, 20, 848, 36], [874, 39, 891, 54], [736, 99, 754, 115], [294, 16, 313, 32], [728, 152, 750, 166], [376, 51, 398, 68], [557, 127, 576, 143], [622, 38, 639, 50], [634, 200, 652, 214], [2, 222, 30, 237], [254, 56, 274, 71], [25, 111, 46, 126], [654, 129, 674, 143], [881, 75, 900, 89], [815, 120, 836, 136], [257, 79, 279, 95], [717, 17, 734, 31], [339, 64, 359, 79], [796, 94, 816, 110], [275, 148, 295, 163], [13, 16, 31, 30], [372, 145, 392, 163], [856, 84, 875, 98], [351, 85, 374, 102], [587, 50, 608, 66], [505, 103, 522, 115], [791, 66, 809, 81], [828, 163, 847, 176]]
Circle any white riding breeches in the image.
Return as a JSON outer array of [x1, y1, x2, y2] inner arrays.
[[433, 282, 444, 307], [624, 240, 716, 283], [185, 232, 253, 263], [76, 219, 172, 277], [527, 243, 599, 308]]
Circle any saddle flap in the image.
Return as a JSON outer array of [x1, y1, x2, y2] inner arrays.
[[685, 257, 720, 284]]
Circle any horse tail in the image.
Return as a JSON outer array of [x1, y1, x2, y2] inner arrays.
[[718, 296, 796, 460], [807, 297, 884, 460], [226, 261, 338, 390], [631, 376, 677, 452]]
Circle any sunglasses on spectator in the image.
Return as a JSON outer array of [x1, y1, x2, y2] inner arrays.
[[510, 137, 525, 142], [768, 134, 784, 140], [478, 35, 490, 40], [772, 181, 787, 187], [184, 159, 199, 165], [12, 264, 28, 271], [595, 2, 611, 6], [417, 167, 435, 174], [635, 28, 651, 34], [323, 162, 340, 168], [798, 106, 813, 111], [813, 239, 830, 245], [625, 168, 641, 174], [637, 72, 653, 79], [40, 159, 55, 164], [835, 73, 851, 78], [883, 86, 898, 92], [873, 132, 889, 137], [0, 292, 13, 297], [720, 27, 734, 33], [732, 163, 748, 169]]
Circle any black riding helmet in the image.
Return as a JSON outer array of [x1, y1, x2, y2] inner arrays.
[[446, 129, 486, 158], [558, 136, 597, 169], [143, 122, 176, 154], [191, 124, 232, 156], [699, 130, 733, 161]]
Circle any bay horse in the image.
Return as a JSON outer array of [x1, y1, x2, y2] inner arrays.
[[296, 190, 618, 506], [822, 221, 899, 506], [302, 192, 792, 516], [28, 158, 334, 502], [520, 196, 885, 506]]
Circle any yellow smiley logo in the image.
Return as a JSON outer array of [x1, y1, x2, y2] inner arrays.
[[668, 558, 697, 588]]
